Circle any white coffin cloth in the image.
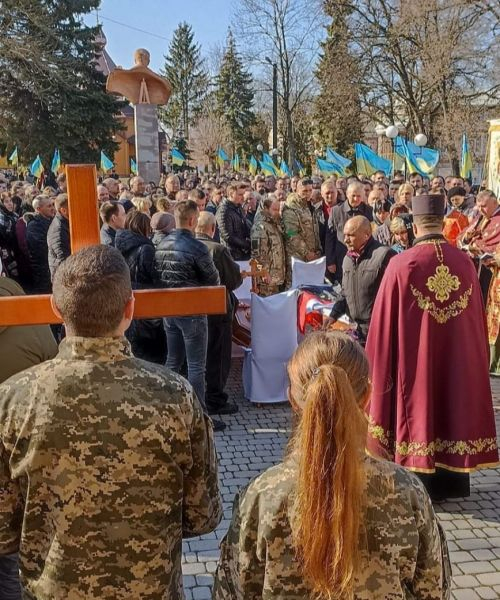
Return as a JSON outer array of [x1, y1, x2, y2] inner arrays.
[[291, 256, 326, 289], [243, 289, 298, 403], [234, 261, 251, 301]]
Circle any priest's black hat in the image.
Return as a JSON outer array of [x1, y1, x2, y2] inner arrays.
[[412, 193, 446, 217]]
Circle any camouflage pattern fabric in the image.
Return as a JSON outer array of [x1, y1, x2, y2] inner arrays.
[[0, 336, 222, 599], [213, 454, 451, 600], [281, 193, 321, 262], [251, 212, 286, 296]]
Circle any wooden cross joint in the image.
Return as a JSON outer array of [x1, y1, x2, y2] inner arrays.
[[0, 164, 226, 326], [241, 258, 269, 294]]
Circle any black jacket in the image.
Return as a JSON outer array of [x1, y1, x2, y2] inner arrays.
[[0, 204, 17, 252], [115, 229, 158, 289], [196, 233, 243, 318], [100, 224, 117, 246], [325, 201, 373, 280], [155, 228, 220, 288], [330, 237, 394, 342], [26, 214, 52, 294], [216, 199, 251, 260], [47, 213, 71, 280]]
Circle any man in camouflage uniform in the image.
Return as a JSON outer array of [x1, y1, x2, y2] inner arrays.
[[281, 178, 321, 285], [0, 245, 222, 600], [213, 455, 451, 599], [250, 195, 286, 296]]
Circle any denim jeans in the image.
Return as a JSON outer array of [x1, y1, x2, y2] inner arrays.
[[0, 553, 22, 600], [164, 316, 208, 410]]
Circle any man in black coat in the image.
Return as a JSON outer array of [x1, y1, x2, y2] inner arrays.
[[47, 194, 71, 281], [196, 211, 242, 416], [216, 183, 251, 260], [325, 181, 373, 283], [325, 216, 394, 344], [99, 201, 126, 246], [26, 195, 56, 294], [155, 200, 224, 430]]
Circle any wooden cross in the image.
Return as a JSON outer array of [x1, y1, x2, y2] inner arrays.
[[0, 164, 226, 326], [240, 258, 269, 294]]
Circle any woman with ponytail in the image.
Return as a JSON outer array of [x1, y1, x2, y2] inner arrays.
[[213, 331, 450, 600]]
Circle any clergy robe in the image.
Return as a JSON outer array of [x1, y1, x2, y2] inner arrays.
[[366, 234, 498, 483]]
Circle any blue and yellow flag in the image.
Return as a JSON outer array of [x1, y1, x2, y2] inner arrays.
[[294, 159, 306, 177], [30, 155, 44, 178], [260, 161, 278, 175], [100, 151, 114, 172], [8, 147, 18, 167], [279, 160, 291, 177], [171, 148, 185, 166], [394, 136, 439, 177], [326, 147, 351, 176], [460, 133, 473, 180], [249, 155, 258, 175], [130, 158, 138, 175], [260, 152, 278, 176], [231, 154, 240, 172], [354, 143, 391, 177], [51, 148, 61, 174], [216, 147, 229, 166], [316, 158, 341, 176]]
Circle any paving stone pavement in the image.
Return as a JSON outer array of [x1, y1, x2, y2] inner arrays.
[[182, 359, 500, 600]]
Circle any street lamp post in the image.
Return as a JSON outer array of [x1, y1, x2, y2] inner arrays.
[[265, 57, 278, 156], [385, 125, 399, 177]]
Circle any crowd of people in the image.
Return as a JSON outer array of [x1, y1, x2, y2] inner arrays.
[[0, 164, 499, 599]]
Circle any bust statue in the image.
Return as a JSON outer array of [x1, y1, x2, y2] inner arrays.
[[106, 49, 172, 106]]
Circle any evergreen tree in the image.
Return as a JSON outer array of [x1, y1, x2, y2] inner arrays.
[[161, 22, 208, 140], [0, 0, 124, 166], [215, 30, 256, 155], [314, 2, 362, 155]]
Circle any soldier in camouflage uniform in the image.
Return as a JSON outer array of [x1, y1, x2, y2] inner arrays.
[[250, 195, 286, 296], [281, 178, 321, 264], [0, 246, 222, 600], [213, 332, 450, 600]]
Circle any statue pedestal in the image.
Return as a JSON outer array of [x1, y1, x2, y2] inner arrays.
[[134, 104, 160, 185]]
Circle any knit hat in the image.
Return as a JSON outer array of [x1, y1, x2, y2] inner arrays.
[[447, 186, 466, 200]]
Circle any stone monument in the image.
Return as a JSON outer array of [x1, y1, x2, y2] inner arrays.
[[106, 49, 172, 184]]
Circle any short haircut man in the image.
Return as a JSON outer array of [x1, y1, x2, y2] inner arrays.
[[0, 245, 222, 598]]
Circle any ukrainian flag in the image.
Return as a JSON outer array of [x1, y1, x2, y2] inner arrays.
[[460, 133, 473, 180], [294, 159, 306, 177], [249, 155, 258, 175], [171, 148, 185, 166], [30, 155, 44, 178], [259, 161, 277, 176], [326, 147, 351, 175], [394, 136, 439, 176], [51, 149, 61, 175], [354, 143, 391, 177], [216, 147, 229, 166], [100, 151, 114, 172], [8, 147, 18, 167], [130, 158, 138, 175], [231, 154, 240, 172], [279, 160, 291, 177], [316, 158, 341, 176]]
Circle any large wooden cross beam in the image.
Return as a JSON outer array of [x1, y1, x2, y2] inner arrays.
[[0, 164, 226, 326]]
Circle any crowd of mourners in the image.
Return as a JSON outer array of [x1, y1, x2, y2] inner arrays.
[[0, 164, 498, 599]]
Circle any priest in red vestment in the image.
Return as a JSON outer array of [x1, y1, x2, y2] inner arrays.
[[366, 194, 499, 500]]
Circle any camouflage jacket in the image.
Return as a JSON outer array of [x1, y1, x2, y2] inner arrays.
[[0, 336, 222, 600], [250, 212, 286, 286], [281, 194, 321, 261], [213, 455, 451, 600]]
